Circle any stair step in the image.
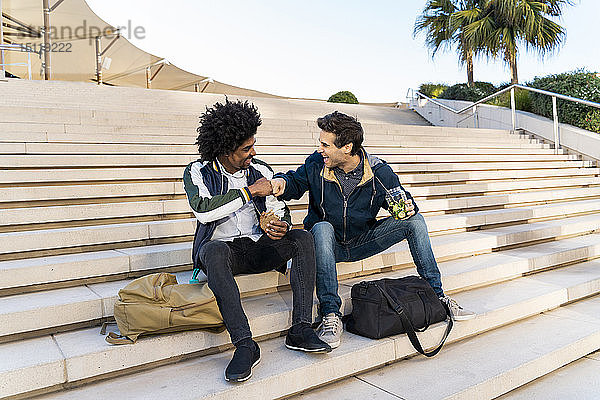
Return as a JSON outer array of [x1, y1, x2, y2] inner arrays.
[[3, 210, 600, 289], [498, 350, 600, 399], [4, 224, 600, 339], [3, 131, 548, 148], [0, 142, 561, 155], [0, 154, 578, 168], [6, 261, 599, 400], [409, 176, 600, 198], [4, 183, 600, 227], [1, 165, 593, 186], [4, 198, 600, 254], [417, 187, 600, 213], [4, 173, 595, 205], [0, 243, 190, 291], [0, 182, 179, 203], [292, 296, 600, 400]]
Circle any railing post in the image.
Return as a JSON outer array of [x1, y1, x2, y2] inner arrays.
[[510, 87, 516, 132], [27, 50, 31, 80], [145, 66, 151, 89], [42, 0, 52, 80], [552, 96, 560, 154], [95, 36, 102, 85], [0, 0, 5, 80], [472, 105, 478, 128]]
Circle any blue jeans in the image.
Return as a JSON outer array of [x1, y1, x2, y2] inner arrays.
[[310, 213, 444, 317]]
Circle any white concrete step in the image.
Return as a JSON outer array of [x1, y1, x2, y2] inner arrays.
[[0, 120, 532, 141], [0, 182, 180, 203], [5, 171, 595, 205], [4, 230, 600, 339], [9, 262, 600, 400], [0, 219, 195, 254], [498, 350, 600, 400], [0, 242, 191, 291], [4, 197, 600, 255], [3, 208, 600, 293], [1, 164, 593, 186], [417, 187, 600, 214], [0, 118, 515, 139], [4, 180, 599, 227], [0, 199, 188, 226], [2, 153, 579, 169], [2, 131, 549, 149], [292, 296, 600, 400], [0, 142, 561, 156], [408, 176, 600, 198], [0, 108, 509, 138], [395, 160, 591, 172], [398, 167, 599, 185], [0, 167, 184, 184]]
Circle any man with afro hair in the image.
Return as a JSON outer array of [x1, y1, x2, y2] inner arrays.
[[183, 99, 330, 383]]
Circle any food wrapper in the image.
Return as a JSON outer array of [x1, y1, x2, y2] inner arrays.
[[260, 210, 280, 232]]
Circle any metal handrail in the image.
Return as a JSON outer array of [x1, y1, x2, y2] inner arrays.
[[0, 44, 34, 80], [408, 83, 600, 154]]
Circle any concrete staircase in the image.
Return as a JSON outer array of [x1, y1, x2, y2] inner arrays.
[[1, 79, 599, 399]]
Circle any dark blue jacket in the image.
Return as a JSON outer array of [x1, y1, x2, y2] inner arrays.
[[275, 149, 418, 243]]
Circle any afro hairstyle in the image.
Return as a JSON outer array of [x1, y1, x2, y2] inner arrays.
[[195, 99, 262, 161]]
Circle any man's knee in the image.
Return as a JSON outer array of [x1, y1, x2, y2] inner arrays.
[[405, 213, 429, 235], [199, 241, 231, 271], [286, 228, 314, 248], [310, 221, 335, 242]]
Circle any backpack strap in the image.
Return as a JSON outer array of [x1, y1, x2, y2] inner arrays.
[[374, 283, 452, 357], [105, 331, 136, 345]]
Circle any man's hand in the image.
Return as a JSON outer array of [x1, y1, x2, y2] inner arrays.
[[271, 178, 286, 197], [248, 177, 273, 197], [266, 219, 289, 240], [400, 199, 416, 220]]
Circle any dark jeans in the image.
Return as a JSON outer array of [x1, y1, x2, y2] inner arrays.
[[311, 213, 444, 316], [198, 229, 316, 345]]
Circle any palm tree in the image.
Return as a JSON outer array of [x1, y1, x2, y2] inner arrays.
[[414, 0, 484, 87], [462, 0, 573, 84]]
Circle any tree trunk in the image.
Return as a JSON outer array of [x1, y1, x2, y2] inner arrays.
[[466, 51, 474, 87], [506, 48, 518, 84]]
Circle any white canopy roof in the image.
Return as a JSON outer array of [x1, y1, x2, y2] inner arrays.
[[0, 0, 281, 97]]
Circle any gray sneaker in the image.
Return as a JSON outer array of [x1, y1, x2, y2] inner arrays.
[[440, 296, 476, 321], [317, 313, 343, 349]]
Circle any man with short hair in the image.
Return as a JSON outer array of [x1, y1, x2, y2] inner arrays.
[[183, 99, 330, 383], [272, 111, 474, 349]]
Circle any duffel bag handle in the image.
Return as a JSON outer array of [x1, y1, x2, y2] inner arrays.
[[374, 283, 453, 357]]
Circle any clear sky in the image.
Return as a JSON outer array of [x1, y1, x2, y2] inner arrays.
[[85, 0, 598, 103]]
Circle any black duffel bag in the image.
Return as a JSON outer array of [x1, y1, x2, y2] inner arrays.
[[346, 276, 453, 357]]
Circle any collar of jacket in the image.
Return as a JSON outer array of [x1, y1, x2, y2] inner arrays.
[[321, 148, 374, 187]]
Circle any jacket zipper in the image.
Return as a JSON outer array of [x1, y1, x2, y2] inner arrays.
[[341, 176, 373, 243], [343, 198, 348, 242]]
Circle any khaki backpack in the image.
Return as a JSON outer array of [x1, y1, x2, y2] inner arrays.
[[105, 272, 224, 344]]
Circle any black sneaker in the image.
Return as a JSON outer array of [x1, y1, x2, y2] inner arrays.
[[225, 340, 261, 382], [285, 324, 332, 353]]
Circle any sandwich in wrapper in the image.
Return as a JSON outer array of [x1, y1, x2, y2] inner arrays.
[[260, 210, 280, 232]]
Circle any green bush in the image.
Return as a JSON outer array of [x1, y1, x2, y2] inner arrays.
[[582, 109, 600, 134], [486, 87, 533, 113], [528, 70, 600, 133], [327, 91, 358, 104], [438, 82, 497, 102], [418, 83, 449, 99]]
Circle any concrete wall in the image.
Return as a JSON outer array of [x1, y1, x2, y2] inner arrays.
[[410, 97, 600, 162]]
